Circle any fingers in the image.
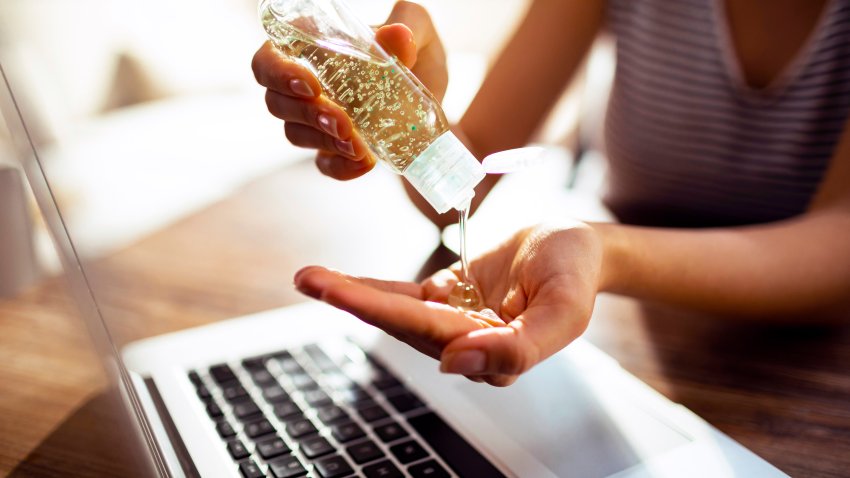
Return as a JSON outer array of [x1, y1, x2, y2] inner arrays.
[[284, 123, 369, 160], [294, 266, 423, 298], [375, 23, 417, 67], [315, 152, 375, 181], [439, 300, 586, 383], [375, 2, 447, 100], [380, 1, 436, 64], [294, 266, 481, 341], [420, 268, 460, 302], [255, 41, 373, 180], [252, 42, 322, 98], [439, 324, 541, 378], [265, 90, 354, 140]]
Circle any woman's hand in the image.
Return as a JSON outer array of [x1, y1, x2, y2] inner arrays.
[[294, 222, 605, 386], [252, 1, 447, 180]]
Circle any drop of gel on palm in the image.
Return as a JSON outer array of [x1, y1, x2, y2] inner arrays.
[[448, 281, 482, 310]]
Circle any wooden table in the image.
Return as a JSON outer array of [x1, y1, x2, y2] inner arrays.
[[2, 160, 849, 477]]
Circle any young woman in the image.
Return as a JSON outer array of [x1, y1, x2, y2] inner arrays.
[[253, 0, 850, 386]]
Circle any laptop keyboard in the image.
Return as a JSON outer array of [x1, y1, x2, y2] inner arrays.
[[187, 340, 505, 478]]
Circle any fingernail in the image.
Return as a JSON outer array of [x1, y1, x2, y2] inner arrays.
[[317, 114, 339, 138], [289, 78, 315, 97], [442, 350, 486, 374], [335, 139, 355, 157]]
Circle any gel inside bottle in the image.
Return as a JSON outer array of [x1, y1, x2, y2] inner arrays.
[[261, 0, 485, 214]]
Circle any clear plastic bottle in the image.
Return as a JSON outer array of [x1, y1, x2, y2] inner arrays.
[[260, 0, 485, 213]]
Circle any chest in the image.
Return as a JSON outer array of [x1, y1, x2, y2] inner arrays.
[[723, 0, 830, 88]]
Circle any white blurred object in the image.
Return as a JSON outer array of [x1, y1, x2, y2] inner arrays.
[[40, 90, 307, 258], [0, 0, 262, 143], [0, 158, 40, 297], [482, 146, 546, 174]]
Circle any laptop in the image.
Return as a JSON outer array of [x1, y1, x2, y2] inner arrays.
[[1, 64, 788, 478]]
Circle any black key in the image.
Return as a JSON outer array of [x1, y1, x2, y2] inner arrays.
[[216, 419, 237, 438], [346, 439, 384, 464], [303, 389, 332, 407], [272, 350, 294, 360], [304, 344, 337, 371], [188, 371, 203, 387], [285, 418, 317, 438], [385, 391, 424, 414], [362, 460, 403, 478], [239, 459, 265, 478], [209, 364, 238, 385], [223, 384, 250, 403], [299, 435, 335, 459], [242, 356, 267, 370], [262, 385, 290, 403], [227, 439, 250, 460], [373, 421, 408, 443], [313, 455, 353, 478], [371, 375, 402, 391], [291, 374, 319, 391], [233, 401, 262, 420], [196, 384, 212, 401], [408, 460, 450, 478], [256, 436, 290, 460], [273, 401, 302, 420], [389, 440, 428, 464], [244, 418, 276, 439], [330, 421, 365, 443], [206, 400, 224, 419], [357, 403, 389, 423], [268, 455, 307, 478], [316, 405, 349, 425], [252, 369, 277, 386], [408, 412, 506, 478]]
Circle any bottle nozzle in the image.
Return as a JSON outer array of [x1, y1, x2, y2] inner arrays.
[[403, 131, 485, 214]]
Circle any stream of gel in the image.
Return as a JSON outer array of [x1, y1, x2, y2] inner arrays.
[[447, 205, 482, 310]]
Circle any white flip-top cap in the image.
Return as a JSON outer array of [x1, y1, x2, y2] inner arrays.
[[402, 131, 486, 214]]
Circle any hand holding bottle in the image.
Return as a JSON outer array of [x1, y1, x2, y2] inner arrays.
[[252, 1, 447, 181], [294, 222, 605, 386]]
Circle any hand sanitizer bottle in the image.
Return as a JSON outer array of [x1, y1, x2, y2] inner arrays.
[[260, 0, 485, 214]]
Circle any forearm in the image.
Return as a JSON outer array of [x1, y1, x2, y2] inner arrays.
[[594, 211, 850, 321], [459, 0, 605, 157]]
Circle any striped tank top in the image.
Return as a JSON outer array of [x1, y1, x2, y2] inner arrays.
[[604, 0, 850, 227]]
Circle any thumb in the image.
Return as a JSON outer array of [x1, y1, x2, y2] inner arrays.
[[439, 322, 542, 377], [375, 1, 435, 68]]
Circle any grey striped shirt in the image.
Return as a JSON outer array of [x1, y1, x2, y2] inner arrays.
[[604, 0, 850, 226]]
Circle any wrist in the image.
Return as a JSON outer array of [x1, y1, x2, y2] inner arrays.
[[589, 222, 627, 294]]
